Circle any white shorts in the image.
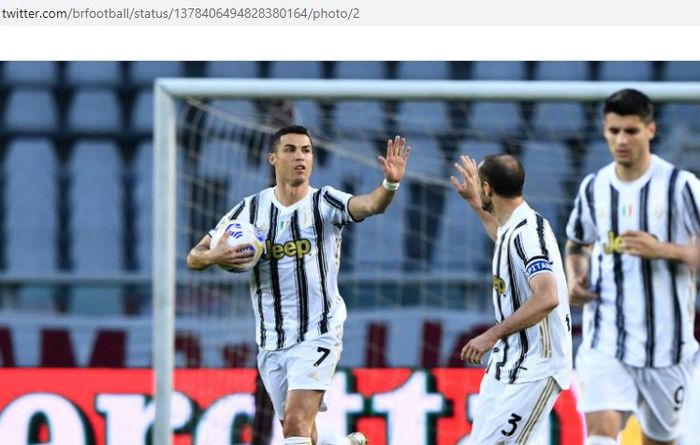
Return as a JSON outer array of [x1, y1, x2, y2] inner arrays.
[[257, 324, 343, 421], [576, 347, 693, 441], [469, 373, 561, 445]]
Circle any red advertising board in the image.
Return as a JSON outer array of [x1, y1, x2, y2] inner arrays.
[[0, 368, 584, 445]]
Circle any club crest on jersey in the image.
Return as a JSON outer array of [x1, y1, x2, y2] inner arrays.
[[493, 276, 506, 295], [597, 207, 607, 220], [301, 207, 314, 228], [603, 231, 622, 254], [263, 239, 312, 260]]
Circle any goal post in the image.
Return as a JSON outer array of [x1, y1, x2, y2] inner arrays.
[[152, 78, 700, 445]]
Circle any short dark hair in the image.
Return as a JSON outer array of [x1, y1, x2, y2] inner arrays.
[[269, 125, 312, 153], [478, 154, 525, 198], [603, 88, 654, 123]]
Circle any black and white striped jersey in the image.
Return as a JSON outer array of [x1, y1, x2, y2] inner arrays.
[[210, 186, 359, 350], [566, 154, 700, 367], [486, 202, 573, 388]]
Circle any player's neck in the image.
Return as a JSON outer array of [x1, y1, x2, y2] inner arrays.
[[273, 182, 310, 207], [614, 154, 652, 182], [494, 196, 524, 226]]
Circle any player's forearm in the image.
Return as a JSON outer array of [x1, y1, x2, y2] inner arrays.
[[467, 199, 498, 241], [187, 247, 213, 270], [565, 241, 591, 281], [488, 291, 558, 340], [655, 240, 698, 266], [349, 185, 396, 220]]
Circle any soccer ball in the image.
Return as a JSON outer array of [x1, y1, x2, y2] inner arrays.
[[210, 220, 265, 272]]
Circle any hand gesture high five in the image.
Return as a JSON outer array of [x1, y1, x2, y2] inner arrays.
[[378, 135, 411, 183], [450, 155, 481, 206]]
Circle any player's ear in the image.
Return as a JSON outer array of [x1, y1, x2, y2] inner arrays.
[[647, 120, 656, 141], [484, 181, 493, 196], [268, 151, 276, 166]]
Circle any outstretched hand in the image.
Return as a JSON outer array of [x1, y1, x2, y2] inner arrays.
[[450, 155, 480, 205], [379, 135, 411, 183]]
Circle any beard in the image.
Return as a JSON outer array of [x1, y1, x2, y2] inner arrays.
[[481, 199, 494, 214]]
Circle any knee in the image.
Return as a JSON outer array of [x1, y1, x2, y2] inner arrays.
[[283, 413, 312, 438]]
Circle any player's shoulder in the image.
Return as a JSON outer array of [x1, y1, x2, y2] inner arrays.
[[577, 166, 609, 192], [650, 155, 698, 184], [228, 188, 273, 212], [509, 204, 539, 235], [317, 185, 353, 204], [522, 209, 553, 236]]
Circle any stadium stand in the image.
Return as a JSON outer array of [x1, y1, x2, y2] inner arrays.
[[3, 61, 59, 86], [334, 61, 387, 79], [66, 61, 122, 86], [4, 89, 58, 132], [397, 61, 451, 80], [598, 61, 654, 81], [1, 60, 698, 317]]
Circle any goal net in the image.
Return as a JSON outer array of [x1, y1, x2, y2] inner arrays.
[[153, 79, 700, 445]]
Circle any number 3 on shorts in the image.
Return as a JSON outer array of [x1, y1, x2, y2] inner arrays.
[[313, 347, 331, 367], [501, 413, 522, 436]]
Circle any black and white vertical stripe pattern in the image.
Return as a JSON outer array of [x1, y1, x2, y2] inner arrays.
[[610, 185, 627, 361], [267, 204, 285, 349], [488, 202, 572, 386], [312, 190, 331, 335], [507, 220, 530, 384], [220, 186, 355, 351], [291, 210, 309, 342], [248, 195, 267, 349], [566, 156, 700, 367], [639, 181, 655, 367], [667, 168, 682, 364], [493, 229, 511, 381]]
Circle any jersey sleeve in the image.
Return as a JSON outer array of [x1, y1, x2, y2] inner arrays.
[[320, 186, 359, 224], [678, 171, 700, 237], [514, 217, 554, 281], [566, 174, 598, 244]]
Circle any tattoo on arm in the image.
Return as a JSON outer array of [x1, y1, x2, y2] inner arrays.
[[565, 242, 592, 281], [565, 242, 588, 257]]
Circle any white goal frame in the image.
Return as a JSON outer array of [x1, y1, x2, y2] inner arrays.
[[152, 78, 700, 445]]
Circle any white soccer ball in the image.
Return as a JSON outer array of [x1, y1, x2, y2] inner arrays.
[[210, 220, 265, 272]]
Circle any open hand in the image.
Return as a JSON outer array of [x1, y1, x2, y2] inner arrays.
[[450, 155, 480, 205], [379, 135, 411, 183]]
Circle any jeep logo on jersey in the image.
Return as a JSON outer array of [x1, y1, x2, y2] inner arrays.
[[264, 239, 312, 260], [603, 231, 622, 254], [493, 276, 506, 295]]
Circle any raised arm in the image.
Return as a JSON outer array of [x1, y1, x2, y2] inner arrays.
[[449, 155, 498, 241], [347, 135, 411, 221]]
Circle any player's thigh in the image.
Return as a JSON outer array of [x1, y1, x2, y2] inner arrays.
[[576, 347, 637, 415], [634, 359, 693, 442], [471, 377, 560, 445], [469, 373, 502, 442], [257, 348, 288, 421], [286, 330, 343, 392]]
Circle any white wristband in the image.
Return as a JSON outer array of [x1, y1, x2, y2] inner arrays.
[[382, 178, 400, 191]]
